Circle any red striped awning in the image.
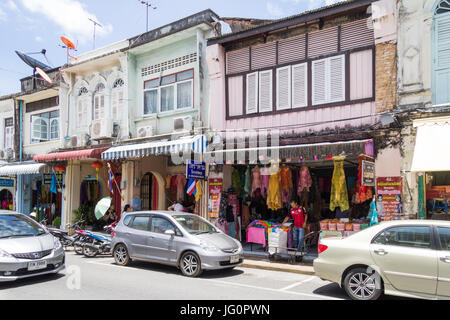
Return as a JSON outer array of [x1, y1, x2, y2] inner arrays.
[[33, 147, 109, 163]]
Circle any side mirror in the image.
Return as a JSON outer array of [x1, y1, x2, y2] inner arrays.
[[164, 229, 175, 236]]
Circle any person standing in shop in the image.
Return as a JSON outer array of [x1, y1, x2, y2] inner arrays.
[[282, 199, 308, 252]]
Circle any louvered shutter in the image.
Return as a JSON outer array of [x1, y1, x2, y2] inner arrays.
[[312, 60, 326, 105], [435, 16, 450, 104], [259, 70, 273, 113], [329, 55, 345, 103], [112, 91, 118, 120], [226, 48, 250, 75], [246, 72, 258, 114], [276, 66, 291, 110], [292, 63, 307, 108]]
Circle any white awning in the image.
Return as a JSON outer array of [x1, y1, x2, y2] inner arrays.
[[0, 163, 50, 176], [101, 135, 207, 161], [411, 117, 450, 172]]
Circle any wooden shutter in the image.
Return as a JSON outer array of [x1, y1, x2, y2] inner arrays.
[[276, 66, 291, 110], [308, 26, 338, 58], [251, 42, 277, 70], [292, 63, 308, 108], [246, 72, 258, 114], [278, 35, 306, 65], [435, 16, 450, 104], [112, 91, 118, 120], [259, 70, 273, 113], [341, 19, 375, 51], [226, 48, 250, 75], [228, 76, 244, 117], [329, 55, 345, 102], [5, 127, 13, 149], [312, 60, 326, 105]]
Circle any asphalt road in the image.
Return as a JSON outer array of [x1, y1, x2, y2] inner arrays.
[[0, 250, 409, 301]]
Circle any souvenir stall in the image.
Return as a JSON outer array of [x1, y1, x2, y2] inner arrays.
[[31, 170, 63, 225]]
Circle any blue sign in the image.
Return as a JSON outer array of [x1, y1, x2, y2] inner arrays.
[[0, 178, 15, 188], [186, 161, 206, 180]]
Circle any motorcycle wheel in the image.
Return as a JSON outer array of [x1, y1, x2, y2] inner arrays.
[[74, 242, 84, 255], [83, 244, 98, 258]]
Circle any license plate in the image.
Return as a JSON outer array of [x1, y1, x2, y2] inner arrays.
[[28, 260, 47, 271], [230, 255, 240, 263]]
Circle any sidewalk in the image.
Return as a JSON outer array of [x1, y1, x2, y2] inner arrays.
[[241, 258, 315, 275]]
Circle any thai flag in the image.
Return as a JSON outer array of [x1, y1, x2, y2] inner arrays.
[[107, 168, 115, 194], [187, 179, 197, 196], [365, 140, 374, 157]]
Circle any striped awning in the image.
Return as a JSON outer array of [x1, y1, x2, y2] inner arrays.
[[33, 147, 109, 163], [101, 135, 207, 161], [0, 163, 50, 176]]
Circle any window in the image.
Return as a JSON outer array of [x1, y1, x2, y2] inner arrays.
[[31, 110, 59, 143], [246, 72, 258, 114], [123, 214, 133, 226], [77, 87, 88, 127], [4, 118, 13, 149], [150, 216, 181, 236], [433, 1, 450, 104], [312, 55, 345, 105], [93, 83, 105, 120], [259, 70, 273, 113], [143, 69, 194, 115], [112, 79, 124, 121], [438, 227, 450, 251], [372, 226, 431, 249], [276, 63, 308, 111], [130, 215, 150, 231]]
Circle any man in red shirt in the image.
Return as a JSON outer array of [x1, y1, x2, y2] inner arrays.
[[283, 200, 308, 251]]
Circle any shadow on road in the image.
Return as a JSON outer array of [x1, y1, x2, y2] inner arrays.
[[312, 283, 350, 300], [0, 273, 65, 290]]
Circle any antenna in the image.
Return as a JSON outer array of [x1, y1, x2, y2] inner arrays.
[[138, 1, 157, 32], [88, 18, 103, 50]]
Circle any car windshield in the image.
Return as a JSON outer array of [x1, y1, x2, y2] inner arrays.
[[173, 215, 218, 235], [0, 214, 47, 238]]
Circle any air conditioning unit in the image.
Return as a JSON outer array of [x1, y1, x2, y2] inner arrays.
[[0, 149, 13, 160], [91, 119, 113, 140], [70, 135, 78, 148], [136, 125, 154, 138], [173, 116, 193, 132], [0, 150, 4, 159]]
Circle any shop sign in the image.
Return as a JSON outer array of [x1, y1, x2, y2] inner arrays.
[[208, 178, 223, 218], [0, 178, 15, 188], [186, 161, 206, 180], [43, 173, 63, 185], [361, 160, 375, 186], [376, 177, 402, 218]]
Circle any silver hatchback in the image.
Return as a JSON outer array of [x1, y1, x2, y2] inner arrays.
[[0, 210, 65, 282], [111, 211, 243, 277]]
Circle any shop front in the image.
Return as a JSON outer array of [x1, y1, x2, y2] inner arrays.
[[410, 116, 450, 220], [0, 177, 15, 211], [205, 138, 386, 258]]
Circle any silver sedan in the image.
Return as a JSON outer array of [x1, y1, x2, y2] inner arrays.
[[0, 210, 65, 282], [314, 220, 450, 300], [111, 211, 243, 277]]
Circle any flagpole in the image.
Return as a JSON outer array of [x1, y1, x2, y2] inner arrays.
[[107, 162, 124, 201]]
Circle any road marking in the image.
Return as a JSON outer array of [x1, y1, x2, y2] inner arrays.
[[278, 276, 315, 291]]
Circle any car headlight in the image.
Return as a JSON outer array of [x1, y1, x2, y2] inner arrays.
[[0, 249, 12, 258], [233, 239, 243, 252], [200, 240, 220, 252], [53, 236, 62, 250]]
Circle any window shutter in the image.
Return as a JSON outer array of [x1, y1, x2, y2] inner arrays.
[[5, 127, 13, 149], [435, 17, 450, 104], [329, 55, 345, 103], [226, 48, 250, 75], [312, 60, 326, 105], [259, 70, 273, 113], [292, 63, 307, 108], [246, 72, 258, 114], [276, 66, 291, 110]]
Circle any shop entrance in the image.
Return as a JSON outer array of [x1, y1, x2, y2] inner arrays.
[[141, 172, 158, 210], [425, 171, 450, 220], [0, 189, 13, 210], [80, 178, 102, 214]]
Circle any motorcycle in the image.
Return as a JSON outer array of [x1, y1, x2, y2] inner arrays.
[[40, 220, 84, 249], [82, 230, 112, 258]]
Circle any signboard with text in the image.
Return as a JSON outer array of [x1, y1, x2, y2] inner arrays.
[[376, 177, 403, 218], [208, 178, 223, 218], [362, 160, 375, 187], [186, 161, 206, 180]]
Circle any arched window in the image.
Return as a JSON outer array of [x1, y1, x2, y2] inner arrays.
[[111, 79, 124, 121], [77, 86, 88, 127], [433, 0, 450, 104], [93, 83, 105, 120]]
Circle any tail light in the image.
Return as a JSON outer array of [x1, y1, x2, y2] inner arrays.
[[318, 244, 328, 254]]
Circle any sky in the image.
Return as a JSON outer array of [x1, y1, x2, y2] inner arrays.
[[0, 0, 342, 96]]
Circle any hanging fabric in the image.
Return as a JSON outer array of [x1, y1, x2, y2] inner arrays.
[[251, 165, 262, 196], [266, 164, 282, 211], [261, 166, 270, 197], [280, 164, 292, 203], [330, 157, 349, 212], [298, 165, 312, 196], [243, 167, 252, 200], [231, 167, 242, 196]]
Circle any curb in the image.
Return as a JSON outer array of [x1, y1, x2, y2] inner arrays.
[[241, 260, 315, 275]]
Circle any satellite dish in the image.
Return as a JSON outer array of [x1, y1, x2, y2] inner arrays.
[[15, 50, 52, 70], [60, 36, 78, 62], [36, 67, 53, 84]]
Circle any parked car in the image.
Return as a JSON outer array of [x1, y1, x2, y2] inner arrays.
[[314, 220, 450, 300], [0, 210, 65, 282], [111, 211, 243, 277]]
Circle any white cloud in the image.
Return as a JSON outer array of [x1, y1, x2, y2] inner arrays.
[[267, 2, 285, 18], [325, 0, 343, 6], [20, 0, 113, 44], [6, 0, 19, 12]]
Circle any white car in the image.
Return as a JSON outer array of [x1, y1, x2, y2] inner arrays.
[[314, 220, 450, 300]]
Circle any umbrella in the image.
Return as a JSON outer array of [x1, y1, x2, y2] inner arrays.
[[95, 197, 112, 220]]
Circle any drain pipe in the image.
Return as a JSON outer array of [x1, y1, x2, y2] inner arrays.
[[17, 99, 24, 213]]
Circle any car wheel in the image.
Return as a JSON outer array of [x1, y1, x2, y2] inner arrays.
[[114, 244, 130, 266], [343, 267, 383, 300], [180, 251, 202, 277]]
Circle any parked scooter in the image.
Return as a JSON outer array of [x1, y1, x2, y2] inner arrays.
[[82, 230, 112, 257], [41, 220, 86, 251]]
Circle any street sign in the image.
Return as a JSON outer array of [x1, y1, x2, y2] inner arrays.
[[0, 178, 15, 188], [362, 160, 375, 187], [186, 161, 206, 180]]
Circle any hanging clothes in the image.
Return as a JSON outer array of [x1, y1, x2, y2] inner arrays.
[[280, 164, 292, 203], [251, 165, 262, 195], [298, 165, 312, 195], [266, 165, 282, 211], [175, 174, 187, 201], [243, 167, 252, 200], [260, 166, 270, 197], [231, 167, 242, 196], [330, 158, 349, 212]]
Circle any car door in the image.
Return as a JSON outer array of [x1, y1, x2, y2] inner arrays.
[[147, 215, 181, 264], [436, 226, 450, 297], [127, 215, 152, 259], [370, 225, 438, 295]]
